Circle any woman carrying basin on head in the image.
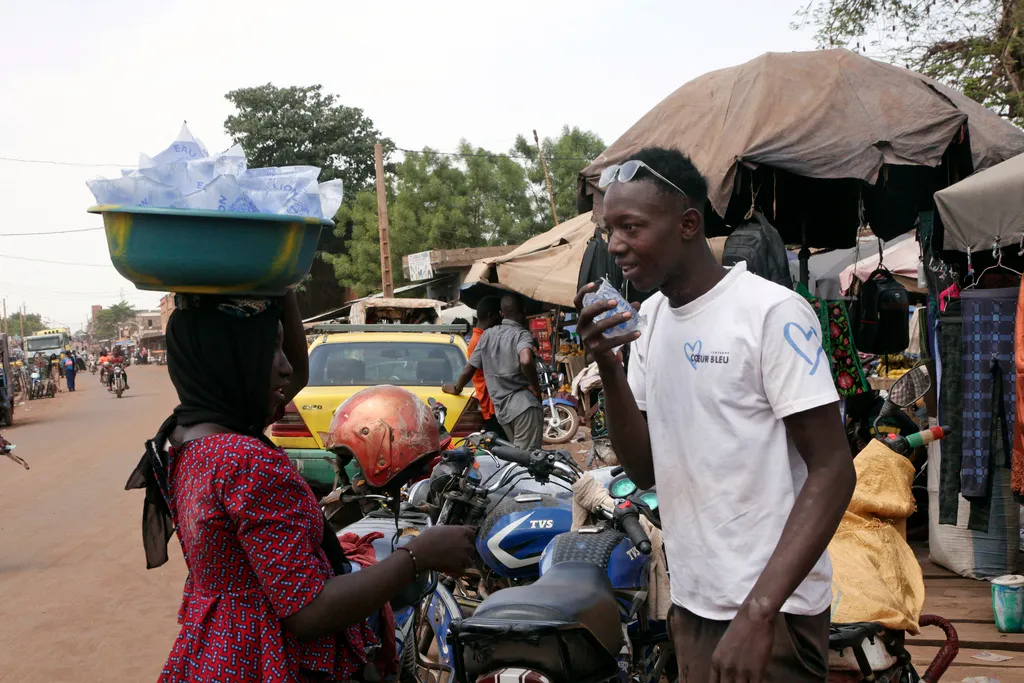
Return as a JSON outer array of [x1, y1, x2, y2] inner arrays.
[[127, 290, 474, 682]]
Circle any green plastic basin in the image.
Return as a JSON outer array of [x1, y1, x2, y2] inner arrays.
[[87, 205, 332, 296]]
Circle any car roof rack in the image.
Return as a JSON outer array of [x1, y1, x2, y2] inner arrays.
[[310, 324, 468, 334]]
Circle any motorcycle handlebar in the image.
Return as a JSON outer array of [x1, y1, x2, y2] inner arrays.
[[620, 511, 652, 555], [490, 444, 533, 467]]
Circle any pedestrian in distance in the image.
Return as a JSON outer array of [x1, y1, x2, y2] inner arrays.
[[62, 351, 77, 392], [442, 296, 508, 441], [445, 294, 543, 450]]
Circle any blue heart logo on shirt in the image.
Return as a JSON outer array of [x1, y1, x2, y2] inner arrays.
[[684, 340, 702, 369], [783, 322, 824, 376]]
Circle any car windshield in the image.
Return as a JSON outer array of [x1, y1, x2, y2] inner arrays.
[[308, 342, 466, 387], [25, 336, 62, 353]]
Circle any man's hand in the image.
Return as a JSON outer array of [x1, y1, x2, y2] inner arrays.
[[529, 385, 542, 400], [441, 383, 459, 396], [710, 606, 776, 683], [574, 283, 640, 364]]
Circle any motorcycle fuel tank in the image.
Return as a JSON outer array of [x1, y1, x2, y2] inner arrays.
[[476, 493, 573, 579]]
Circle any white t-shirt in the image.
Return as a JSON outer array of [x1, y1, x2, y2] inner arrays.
[[627, 262, 839, 620]]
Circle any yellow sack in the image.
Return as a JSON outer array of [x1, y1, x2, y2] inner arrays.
[[828, 439, 925, 634]]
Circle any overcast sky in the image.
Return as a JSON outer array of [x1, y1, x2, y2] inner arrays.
[[0, 0, 816, 329]]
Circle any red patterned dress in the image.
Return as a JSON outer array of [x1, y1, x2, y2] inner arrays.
[[161, 433, 377, 682]]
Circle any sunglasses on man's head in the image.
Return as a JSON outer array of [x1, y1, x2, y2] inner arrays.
[[597, 159, 689, 199]]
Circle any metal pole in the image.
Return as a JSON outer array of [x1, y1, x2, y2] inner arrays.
[[534, 130, 559, 226], [374, 143, 395, 298], [19, 305, 24, 343]]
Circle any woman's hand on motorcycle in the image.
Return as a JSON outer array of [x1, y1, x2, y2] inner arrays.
[[406, 525, 476, 576], [574, 283, 640, 361]]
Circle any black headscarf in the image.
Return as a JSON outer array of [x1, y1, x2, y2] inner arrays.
[[126, 295, 348, 573]]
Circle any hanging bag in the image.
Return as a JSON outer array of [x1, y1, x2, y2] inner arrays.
[[855, 268, 909, 355]]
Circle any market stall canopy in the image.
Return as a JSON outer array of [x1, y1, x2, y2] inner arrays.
[[464, 212, 596, 307], [934, 153, 1024, 253], [580, 49, 1024, 249], [794, 234, 913, 299], [840, 237, 923, 293]]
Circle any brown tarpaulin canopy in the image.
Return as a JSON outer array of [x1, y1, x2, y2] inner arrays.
[[580, 49, 1024, 245], [934, 152, 1024, 253], [465, 212, 596, 307]]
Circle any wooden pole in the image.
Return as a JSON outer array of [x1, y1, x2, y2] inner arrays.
[[19, 305, 24, 342], [534, 129, 559, 226], [374, 143, 395, 298], [2, 298, 7, 336]]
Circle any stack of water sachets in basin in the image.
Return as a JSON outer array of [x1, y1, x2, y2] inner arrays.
[[86, 124, 344, 219]]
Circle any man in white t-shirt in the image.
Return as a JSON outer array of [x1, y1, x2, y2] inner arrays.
[[575, 147, 855, 683]]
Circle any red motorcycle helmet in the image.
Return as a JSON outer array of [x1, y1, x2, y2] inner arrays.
[[325, 385, 440, 488]]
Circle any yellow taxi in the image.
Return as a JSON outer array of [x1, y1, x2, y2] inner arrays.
[[269, 326, 484, 495]]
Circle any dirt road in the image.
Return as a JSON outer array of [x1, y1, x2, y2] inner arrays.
[[0, 365, 186, 682]]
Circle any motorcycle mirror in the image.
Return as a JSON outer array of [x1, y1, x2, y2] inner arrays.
[[888, 364, 931, 409]]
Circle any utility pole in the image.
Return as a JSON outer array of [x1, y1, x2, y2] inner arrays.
[[374, 142, 395, 297], [2, 298, 7, 336], [534, 129, 559, 226], [19, 304, 25, 342]]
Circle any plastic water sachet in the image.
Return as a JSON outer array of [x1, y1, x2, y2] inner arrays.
[[86, 176, 182, 208], [151, 123, 209, 166], [181, 175, 259, 213], [582, 278, 645, 339], [319, 179, 344, 219], [85, 125, 342, 218], [239, 174, 319, 215]]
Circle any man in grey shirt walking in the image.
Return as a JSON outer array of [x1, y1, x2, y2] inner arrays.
[[444, 295, 544, 450]]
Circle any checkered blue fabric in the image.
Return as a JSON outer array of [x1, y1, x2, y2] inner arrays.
[[960, 288, 1018, 500]]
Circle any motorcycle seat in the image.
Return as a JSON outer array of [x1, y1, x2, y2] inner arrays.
[[467, 561, 623, 655]]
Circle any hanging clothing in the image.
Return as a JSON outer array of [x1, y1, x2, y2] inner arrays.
[[796, 285, 870, 397], [959, 288, 1017, 532], [937, 304, 964, 525]]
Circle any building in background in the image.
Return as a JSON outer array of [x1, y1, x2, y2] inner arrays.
[[159, 294, 174, 332]]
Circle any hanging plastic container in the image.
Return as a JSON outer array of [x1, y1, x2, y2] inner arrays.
[[87, 205, 331, 296], [991, 574, 1024, 633]]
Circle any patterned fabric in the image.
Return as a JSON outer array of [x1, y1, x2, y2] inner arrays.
[[161, 433, 377, 682], [960, 288, 1018, 531], [173, 293, 274, 319], [797, 286, 869, 397]]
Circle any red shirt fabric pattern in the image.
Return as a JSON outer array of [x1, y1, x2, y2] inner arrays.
[[161, 433, 377, 682]]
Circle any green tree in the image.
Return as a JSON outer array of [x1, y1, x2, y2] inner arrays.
[[325, 143, 543, 296], [224, 84, 392, 195], [92, 301, 137, 340], [796, 0, 1024, 126], [4, 312, 42, 338], [513, 126, 606, 226]]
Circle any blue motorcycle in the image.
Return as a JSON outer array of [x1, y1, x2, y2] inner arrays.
[[403, 436, 585, 681], [330, 430, 584, 682], [442, 464, 674, 683]]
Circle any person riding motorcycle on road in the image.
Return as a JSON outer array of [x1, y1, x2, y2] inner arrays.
[[106, 349, 129, 392], [125, 291, 475, 682]]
